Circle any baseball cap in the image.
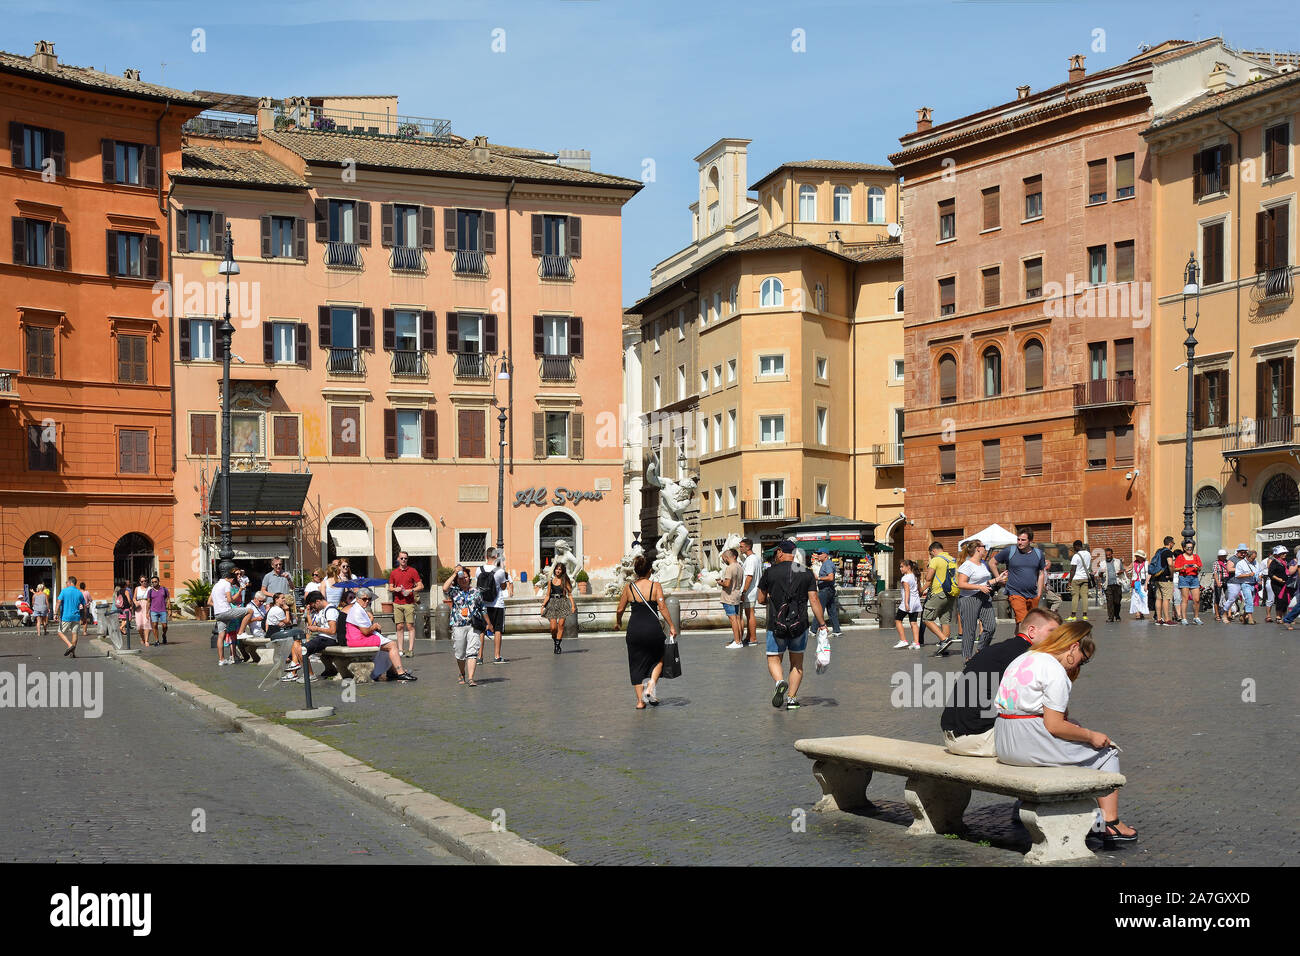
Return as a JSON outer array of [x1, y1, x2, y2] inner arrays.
[[776, 539, 797, 554]]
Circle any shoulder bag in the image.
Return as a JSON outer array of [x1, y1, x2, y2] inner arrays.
[[632, 580, 681, 680]]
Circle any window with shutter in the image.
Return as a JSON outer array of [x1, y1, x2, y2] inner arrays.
[[938, 353, 957, 404], [1265, 124, 1290, 179], [982, 439, 1000, 479], [458, 409, 486, 459], [1194, 372, 1209, 430], [1024, 434, 1042, 475], [1115, 240, 1135, 282], [1086, 428, 1107, 468], [27, 423, 57, 471], [1115, 153, 1135, 199], [1023, 339, 1044, 391], [939, 444, 956, 482], [1024, 257, 1043, 298], [982, 267, 1000, 308], [938, 198, 955, 240], [1202, 221, 1225, 285], [117, 334, 148, 383], [1114, 426, 1134, 465], [331, 406, 360, 457], [938, 277, 955, 315], [982, 187, 1000, 230], [1115, 339, 1134, 377], [272, 415, 298, 457], [1023, 175, 1043, 220], [119, 429, 150, 473], [1087, 160, 1107, 203], [191, 414, 217, 456], [982, 347, 1002, 396]]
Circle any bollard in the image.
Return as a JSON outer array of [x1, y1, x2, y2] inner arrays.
[[665, 595, 682, 636], [433, 602, 450, 643]]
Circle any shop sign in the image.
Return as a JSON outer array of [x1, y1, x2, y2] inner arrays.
[[24, 558, 54, 567], [513, 486, 605, 507]]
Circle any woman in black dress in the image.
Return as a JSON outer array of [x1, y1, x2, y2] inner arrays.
[[614, 555, 677, 709]]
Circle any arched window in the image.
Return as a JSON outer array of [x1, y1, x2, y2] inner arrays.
[[798, 185, 816, 222], [23, 532, 60, 593], [729, 284, 738, 313], [983, 346, 1002, 396], [938, 353, 958, 405], [867, 186, 886, 224], [760, 277, 784, 307], [894, 285, 904, 314], [833, 186, 851, 223], [1023, 338, 1044, 391], [815, 283, 826, 312], [1195, 487, 1223, 561], [326, 511, 372, 578], [538, 510, 578, 571], [391, 511, 434, 584], [1261, 473, 1300, 527], [113, 533, 155, 587]]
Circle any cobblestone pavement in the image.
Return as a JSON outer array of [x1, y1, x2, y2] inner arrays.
[[13, 614, 1297, 866], [0, 634, 463, 864]]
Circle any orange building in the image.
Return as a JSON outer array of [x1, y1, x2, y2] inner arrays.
[[0, 41, 207, 597]]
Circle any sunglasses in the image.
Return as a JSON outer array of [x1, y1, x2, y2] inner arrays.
[[358, 596, 372, 603], [1076, 647, 1092, 667]]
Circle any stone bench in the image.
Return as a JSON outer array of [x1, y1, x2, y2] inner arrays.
[[794, 734, 1126, 864], [235, 635, 273, 664], [319, 645, 379, 682]]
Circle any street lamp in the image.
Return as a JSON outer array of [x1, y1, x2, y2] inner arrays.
[[1180, 251, 1200, 551], [216, 222, 240, 579], [492, 354, 511, 556]]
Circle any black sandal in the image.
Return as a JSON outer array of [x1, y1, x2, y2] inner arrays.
[[1103, 820, 1138, 843]]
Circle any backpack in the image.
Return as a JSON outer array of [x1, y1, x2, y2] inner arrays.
[[769, 566, 809, 639], [938, 555, 960, 598], [476, 567, 499, 605], [116, 589, 130, 611]]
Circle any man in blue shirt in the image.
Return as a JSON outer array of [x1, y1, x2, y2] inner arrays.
[[56, 576, 86, 658], [813, 548, 842, 636]]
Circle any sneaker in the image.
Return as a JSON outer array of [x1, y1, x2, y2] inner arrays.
[[492, 657, 507, 664], [1179, 619, 1189, 626], [771, 679, 789, 708], [279, 672, 299, 682], [724, 641, 745, 649], [394, 671, 418, 682], [1192, 617, 1204, 625], [932, 639, 953, 656], [1066, 615, 1077, 622], [910, 643, 922, 650], [784, 697, 800, 710], [892, 639, 910, 649], [217, 659, 231, 666]]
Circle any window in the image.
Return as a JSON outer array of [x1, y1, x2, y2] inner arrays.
[[1258, 357, 1295, 421], [186, 210, 213, 253], [728, 408, 737, 447], [456, 208, 483, 252], [13, 218, 55, 267], [1195, 369, 1230, 429], [760, 277, 784, 307], [1024, 257, 1043, 298], [894, 285, 904, 314], [868, 186, 886, 224], [539, 314, 569, 356], [1115, 339, 1134, 379], [1114, 425, 1134, 466], [272, 415, 299, 457], [1089, 342, 1107, 380], [938, 198, 955, 240], [982, 186, 1000, 230], [331, 406, 361, 457], [816, 482, 829, 509], [1202, 221, 1226, 285], [892, 358, 905, 381], [939, 444, 956, 482], [1115, 240, 1135, 283], [118, 429, 150, 473], [107, 230, 159, 278], [1023, 339, 1044, 391], [982, 347, 1002, 396], [726, 358, 737, 384], [1088, 245, 1107, 284], [271, 322, 297, 364], [816, 406, 828, 444], [729, 285, 738, 313], [388, 409, 418, 458], [117, 334, 147, 384], [25, 326, 54, 377], [1265, 123, 1290, 179], [760, 479, 785, 516], [1255, 204, 1290, 273], [270, 216, 296, 258], [759, 415, 785, 443], [1024, 175, 1043, 220], [700, 370, 710, 394], [13, 123, 61, 172], [713, 364, 722, 388], [27, 424, 56, 471], [713, 413, 723, 450], [190, 413, 216, 456], [328, 199, 356, 243], [814, 283, 825, 311], [698, 418, 708, 456], [938, 276, 955, 315], [545, 411, 569, 457], [1087, 159, 1107, 204], [1024, 434, 1042, 475], [107, 140, 152, 185], [798, 185, 816, 221], [458, 532, 488, 565], [758, 354, 785, 376], [713, 291, 721, 323], [982, 266, 1000, 308], [677, 309, 685, 340], [816, 356, 828, 380], [938, 353, 957, 404], [652, 375, 661, 407], [982, 439, 1000, 479], [457, 313, 485, 354], [394, 310, 420, 352], [728, 486, 737, 511], [393, 204, 420, 248], [1115, 153, 1135, 199], [1194, 144, 1232, 199], [677, 365, 686, 399], [894, 407, 905, 460], [834, 186, 852, 223], [1086, 428, 1107, 468]]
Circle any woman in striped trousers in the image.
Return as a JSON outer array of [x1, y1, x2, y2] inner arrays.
[[956, 540, 1002, 661]]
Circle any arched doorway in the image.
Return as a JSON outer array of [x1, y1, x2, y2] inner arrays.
[[326, 511, 372, 578], [23, 532, 60, 595], [1195, 486, 1223, 560], [888, 520, 905, 587], [391, 511, 435, 585], [113, 533, 155, 589], [1261, 473, 1299, 526], [537, 510, 578, 572]]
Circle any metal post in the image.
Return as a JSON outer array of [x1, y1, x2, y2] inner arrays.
[[218, 222, 237, 580], [497, 405, 508, 554], [1182, 330, 1197, 549]]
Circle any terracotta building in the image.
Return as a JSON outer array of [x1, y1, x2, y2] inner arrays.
[[0, 41, 207, 597], [889, 40, 1268, 564]]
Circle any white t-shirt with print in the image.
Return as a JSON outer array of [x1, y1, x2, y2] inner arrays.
[[958, 560, 992, 588], [901, 572, 923, 613], [742, 553, 761, 602], [995, 650, 1072, 716], [265, 605, 288, 629], [1070, 551, 1092, 582]]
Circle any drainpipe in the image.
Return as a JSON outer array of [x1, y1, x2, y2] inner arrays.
[[504, 178, 516, 475], [850, 260, 858, 520], [166, 181, 177, 476], [155, 100, 170, 214], [1216, 113, 1243, 424]]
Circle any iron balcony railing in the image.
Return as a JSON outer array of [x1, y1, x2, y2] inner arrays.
[[183, 110, 259, 139], [538, 254, 574, 279], [871, 442, 904, 467], [1222, 415, 1299, 455], [0, 368, 18, 399], [1073, 376, 1137, 409], [454, 351, 489, 379], [325, 241, 362, 267], [327, 348, 365, 376], [1252, 265, 1294, 303], [389, 246, 426, 273], [540, 355, 575, 382], [272, 104, 452, 141], [453, 249, 487, 276], [390, 350, 426, 377], [741, 498, 801, 521]]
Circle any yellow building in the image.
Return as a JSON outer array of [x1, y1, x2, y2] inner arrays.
[[1144, 64, 1299, 559]]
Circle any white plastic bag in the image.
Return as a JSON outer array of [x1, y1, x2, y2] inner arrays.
[[814, 627, 831, 674]]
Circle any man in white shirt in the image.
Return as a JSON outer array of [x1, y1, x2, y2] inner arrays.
[[209, 568, 250, 665], [738, 537, 762, 648], [1220, 544, 1257, 624], [477, 548, 513, 664]]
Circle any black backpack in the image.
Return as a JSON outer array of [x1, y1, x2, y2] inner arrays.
[[476, 567, 498, 605], [769, 567, 809, 639]]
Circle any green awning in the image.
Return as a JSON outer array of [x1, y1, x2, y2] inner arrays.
[[875, 543, 894, 553], [764, 539, 867, 559]]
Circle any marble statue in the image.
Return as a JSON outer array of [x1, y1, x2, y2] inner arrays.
[[606, 542, 646, 597], [551, 538, 581, 582], [645, 456, 697, 589], [696, 532, 743, 590]]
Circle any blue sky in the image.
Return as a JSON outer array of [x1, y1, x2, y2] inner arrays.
[[7, 0, 1300, 304]]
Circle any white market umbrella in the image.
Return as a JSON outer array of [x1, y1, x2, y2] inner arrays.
[[959, 523, 1019, 550]]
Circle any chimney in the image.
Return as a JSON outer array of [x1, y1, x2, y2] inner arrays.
[[256, 96, 275, 134], [470, 134, 490, 164], [31, 40, 57, 71], [915, 107, 933, 132], [1206, 61, 1234, 93], [825, 230, 843, 253], [1068, 54, 1086, 84], [123, 68, 141, 81], [1017, 85, 1031, 100]]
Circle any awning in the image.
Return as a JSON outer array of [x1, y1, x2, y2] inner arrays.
[[229, 542, 289, 561], [1257, 514, 1300, 544], [393, 527, 437, 556], [764, 539, 866, 560], [208, 471, 312, 514], [329, 529, 373, 556]]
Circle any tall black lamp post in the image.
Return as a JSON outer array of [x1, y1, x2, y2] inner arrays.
[[1181, 251, 1200, 550], [217, 222, 240, 578], [492, 354, 511, 556]]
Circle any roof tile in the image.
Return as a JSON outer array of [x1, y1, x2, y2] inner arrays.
[[0, 49, 209, 106]]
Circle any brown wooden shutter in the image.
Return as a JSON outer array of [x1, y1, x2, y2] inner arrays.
[[568, 216, 581, 258], [178, 318, 192, 361], [314, 199, 328, 242], [570, 413, 584, 459], [982, 267, 1000, 308], [1116, 240, 1135, 282], [142, 146, 158, 189], [10, 122, 22, 166], [318, 305, 332, 347], [263, 321, 275, 363], [355, 202, 371, 246], [446, 312, 459, 352], [1024, 340, 1044, 390], [423, 408, 438, 459], [938, 354, 956, 401], [118, 431, 131, 472], [420, 206, 435, 249], [1115, 154, 1134, 195], [1194, 373, 1207, 430], [1219, 143, 1232, 195], [102, 139, 115, 182], [294, 216, 307, 259], [192, 414, 216, 456], [420, 311, 436, 352], [1087, 428, 1107, 465], [533, 315, 545, 356], [1087, 159, 1106, 200], [358, 307, 374, 350], [939, 444, 955, 479], [483, 211, 496, 254], [1216, 370, 1229, 426], [1256, 361, 1268, 421], [1114, 426, 1134, 464], [296, 323, 309, 365], [457, 408, 475, 458], [260, 215, 271, 257], [381, 204, 393, 247], [1115, 339, 1134, 376], [444, 208, 457, 250], [12, 218, 25, 264], [1284, 357, 1296, 417], [1256, 210, 1270, 273], [484, 314, 498, 354], [939, 277, 955, 311], [1192, 149, 1203, 201], [982, 187, 999, 230], [106, 229, 118, 275], [271, 416, 288, 457], [982, 439, 999, 478], [212, 212, 226, 255], [176, 210, 189, 252], [569, 315, 583, 357], [533, 412, 546, 459], [1025, 434, 1042, 474], [1274, 206, 1289, 272], [1025, 258, 1043, 294], [382, 309, 396, 350], [50, 223, 67, 269], [383, 408, 397, 458], [331, 406, 359, 456], [531, 214, 544, 256], [144, 235, 160, 279]]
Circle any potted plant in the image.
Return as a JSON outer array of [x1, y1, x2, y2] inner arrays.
[[397, 122, 420, 138], [312, 116, 336, 132], [575, 569, 590, 595], [180, 578, 212, 620]]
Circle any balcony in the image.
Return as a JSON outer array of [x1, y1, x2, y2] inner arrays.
[[1251, 266, 1294, 311], [183, 110, 259, 139], [1073, 376, 1136, 409], [325, 241, 362, 268], [454, 351, 489, 380], [452, 249, 487, 276], [540, 355, 575, 383], [538, 254, 574, 280], [1222, 415, 1299, 456], [271, 104, 452, 141], [389, 246, 426, 274], [390, 350, 427, 378], [741, 498, 802, 522], [0, 368, 19, 405], [871, 442, 904, 468], [326, 348, 365, 377]]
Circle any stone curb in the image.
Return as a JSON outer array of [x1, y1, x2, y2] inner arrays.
[[96, 639, 571, 866]]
